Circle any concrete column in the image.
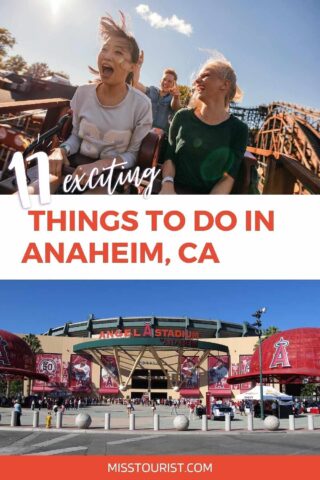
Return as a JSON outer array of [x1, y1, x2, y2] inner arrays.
[[129, 413, 135, 431], [56, 411, 63, 429], [225, 413, 231, 432], [11, 411, 18, 427], [33, 410, 40, 428], [247, 413, 254, 431], [104, 413, 111, 430], [307, 415, 314, 431], [288, 415, 295, 431], [154, 414, 160, 431], [202, 415, 208, 431]]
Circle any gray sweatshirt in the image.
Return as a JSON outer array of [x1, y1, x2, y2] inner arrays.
[[63, 83, 152, 168]]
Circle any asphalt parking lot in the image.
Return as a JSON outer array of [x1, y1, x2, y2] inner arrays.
[[1, 405, 319, 455], [0, 430, 320, 455]]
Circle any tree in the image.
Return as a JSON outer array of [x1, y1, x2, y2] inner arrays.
[[301, 383, 320, 399], [22, 334, 43, 397], [0, 27, 16, 63], [22, 333, 43, 354], [178, 85, 191, 107], [254, 326, 280, 351], [262, 326, 280, 337], [4, 54, 28, 74], [8, 380, 23, 397], [26, 62, 50, 78]]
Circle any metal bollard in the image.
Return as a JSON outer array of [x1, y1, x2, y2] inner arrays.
[[129, 413, 135, 431], [11, 411, 18, 427], [56, 411, 63, 429], [154, 413, 160, 431], [105, 413, 111, 430], [202, 415, 208, 431], [33, 410, 40, 428], [247, 413, 254, 431], [289, 415, 295, 431], [307, 415, 314, 431], [225, 413, 231, 432]]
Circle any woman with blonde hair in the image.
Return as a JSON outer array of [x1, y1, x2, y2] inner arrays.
[[160, 56, 248, 194], [49, 12, 152, 187]]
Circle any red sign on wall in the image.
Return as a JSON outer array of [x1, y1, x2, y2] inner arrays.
[[208, 356, 231, 395], [100, 355, 119, 393], [61, 361, 70, 387], [70, 354, 92, 393], [32, 354, 62, 392], [180, 356, 199, 389], [239, 355, 253, 392], [231, 363, 240, 390]]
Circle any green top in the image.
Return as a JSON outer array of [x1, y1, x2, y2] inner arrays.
[[166, 108, 249, 193]]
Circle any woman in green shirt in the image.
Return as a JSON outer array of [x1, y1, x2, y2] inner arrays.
[[160, 58, 248, 194]]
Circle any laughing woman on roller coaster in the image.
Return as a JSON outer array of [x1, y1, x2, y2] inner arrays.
[[49, 13, 152, 189], [160, 56, 248, 194]]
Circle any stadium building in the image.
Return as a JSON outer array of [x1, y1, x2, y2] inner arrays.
[[26, 315, 260, 400]]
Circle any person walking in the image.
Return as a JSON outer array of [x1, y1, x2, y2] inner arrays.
[[13, 400, 22, 426], [171, 399, 178, 415], [151, 401, 157, 415], [189, 401, 195, 420]]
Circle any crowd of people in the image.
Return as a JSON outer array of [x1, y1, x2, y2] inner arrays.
[[3, 394, 319, 413], [48, 12, 249, 196], [2, 394, 320, 427]]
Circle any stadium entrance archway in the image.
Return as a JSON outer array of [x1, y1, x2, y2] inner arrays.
[[73, 337, 229, 397]]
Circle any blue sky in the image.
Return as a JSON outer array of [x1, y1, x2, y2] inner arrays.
[[1, 0, 319, 108], [0, 281, 319, 334]]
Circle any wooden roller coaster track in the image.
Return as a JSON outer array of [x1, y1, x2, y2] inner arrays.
[[231, 101, 320, 194]]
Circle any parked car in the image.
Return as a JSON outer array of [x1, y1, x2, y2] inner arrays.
[[212, 404, 234, 420]]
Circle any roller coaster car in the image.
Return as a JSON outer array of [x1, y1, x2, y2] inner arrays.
[[131, 150, 258, 195], [0, 115, 165, 194], [0, 111, 257, 195]]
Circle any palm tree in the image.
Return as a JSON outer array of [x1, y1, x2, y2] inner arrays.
[[22, 334, 43, 397], [253, 326, 280, 351], [22, 334, 43, 354], [263, 326, 280, 337]]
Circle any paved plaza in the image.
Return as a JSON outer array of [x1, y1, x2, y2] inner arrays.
[[1, 404, 320, 431], [0, 405, 320, 455]]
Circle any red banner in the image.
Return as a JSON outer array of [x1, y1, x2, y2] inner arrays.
[[180, 356, 199, 389], [231, 363, 240, 390], [239, 355, 253, 392], [100, 355, 119, 393], [208, 355, 231, 395], [61, 360, 70, 387], [70, 354, 92, 393], [32, 353, 62, 392]]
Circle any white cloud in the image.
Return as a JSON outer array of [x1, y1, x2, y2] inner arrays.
[[136, 4, 193, 36]]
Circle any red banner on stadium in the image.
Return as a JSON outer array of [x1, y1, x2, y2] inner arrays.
[[100, 355, 119, 394], [180, 356, 199, 391], [231, 363, 240, 390], [208, 355, 231, 396], [239, 355, 253, 392], [32, 353, 62, 392], [70, 354, 92, 393], [61, 360, 70, 387]]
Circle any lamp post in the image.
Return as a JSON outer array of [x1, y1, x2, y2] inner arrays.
[[252, 307, 267, 420]]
